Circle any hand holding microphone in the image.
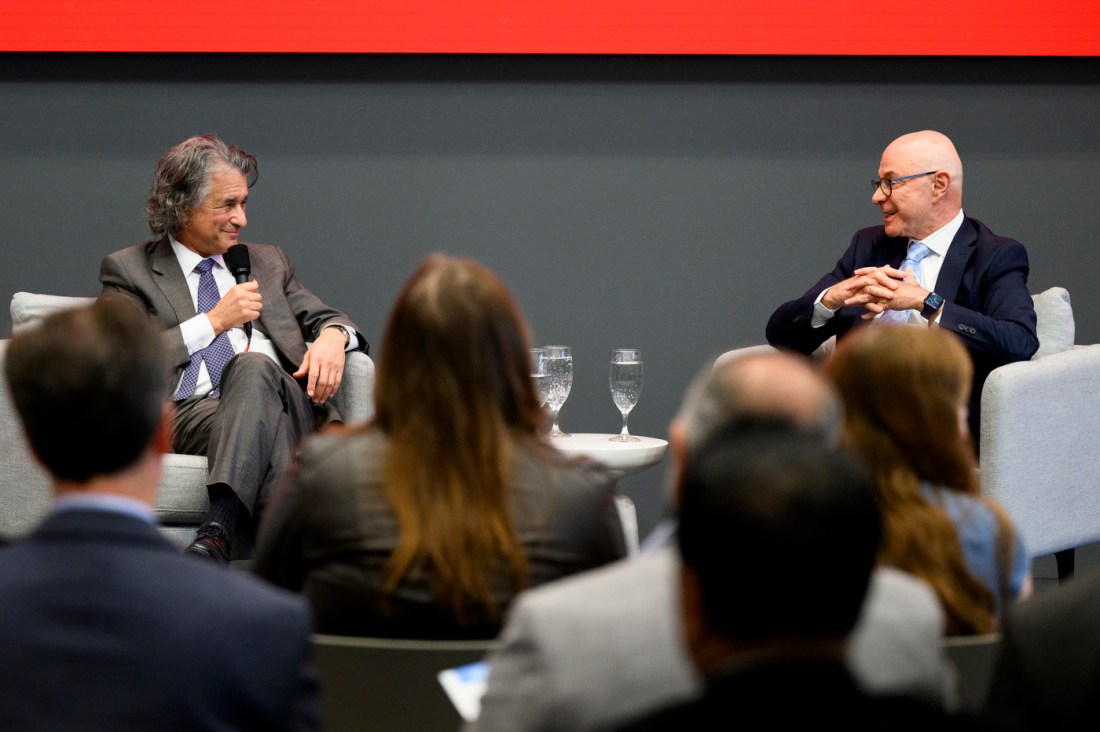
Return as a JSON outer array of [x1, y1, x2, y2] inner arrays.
[[224, 244, 256, 342]]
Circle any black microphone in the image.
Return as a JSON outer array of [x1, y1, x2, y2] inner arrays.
[[224, 244, 252, 340]]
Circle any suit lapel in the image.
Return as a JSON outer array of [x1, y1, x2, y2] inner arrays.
[[249, 246, 307, 367], [934, 217, 977, 300], [149, 239, 196, 323]]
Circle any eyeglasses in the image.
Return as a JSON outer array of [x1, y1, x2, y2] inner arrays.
[[871, 171, 936, 196]]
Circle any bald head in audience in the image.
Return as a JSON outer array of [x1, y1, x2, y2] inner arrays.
[[669, 350, 842, 494]]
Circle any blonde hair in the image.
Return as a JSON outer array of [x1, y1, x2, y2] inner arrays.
[[824, 325, 1014, 635]]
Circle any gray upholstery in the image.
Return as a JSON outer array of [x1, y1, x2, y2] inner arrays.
[[979, 289, 1100, 557], [943, 633, 1002, 713], [311, 634, 497, 731], [714, 287, 1100, 562], [0, 292, 376, 549]]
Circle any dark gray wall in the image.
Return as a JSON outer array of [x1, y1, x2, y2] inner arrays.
[[3, 54, 1098, 538]]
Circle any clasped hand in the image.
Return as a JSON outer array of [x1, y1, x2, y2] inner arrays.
[[824, 265, 927, 320]]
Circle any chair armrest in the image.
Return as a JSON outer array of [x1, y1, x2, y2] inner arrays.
[[330, 350, 375, 426], [980, 344, 1100, 557], [0, 340, 53, 540]]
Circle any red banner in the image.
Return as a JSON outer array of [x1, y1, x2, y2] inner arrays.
[[2, 0, 1098, 55]]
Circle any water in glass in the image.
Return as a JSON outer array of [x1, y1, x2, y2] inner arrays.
[[530, 347, 551, 407], [542, 345, 573, 438], [609, 348, 642, 442]]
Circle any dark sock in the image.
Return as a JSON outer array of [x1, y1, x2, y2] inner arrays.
[[202, 484, 243, 540]]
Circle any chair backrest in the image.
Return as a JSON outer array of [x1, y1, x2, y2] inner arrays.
[[311, 634, 497, 732], [943, 632, 1002, 713]]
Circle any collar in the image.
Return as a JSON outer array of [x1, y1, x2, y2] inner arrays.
[[914, 209, 965, 258], [53, 492, 157, 524], [170, 237, 226, 274]]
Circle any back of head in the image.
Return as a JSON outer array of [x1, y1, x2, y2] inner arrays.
[[144, 134, 258, 242], [822, 325, 976, 489], [823, 325, 998, 634], [4, 296, 167, 483], [375, 253, 541, 440], [373, 253, 540, 625], [681, 351, 841, 453], [678, 421, 881, 642]]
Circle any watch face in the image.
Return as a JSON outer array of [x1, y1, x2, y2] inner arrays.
[[923, 292, 944, 315]]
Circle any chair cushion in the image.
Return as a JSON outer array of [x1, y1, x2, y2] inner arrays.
[[1032, 287, 1074, 358], [11, 292, 97, 334]]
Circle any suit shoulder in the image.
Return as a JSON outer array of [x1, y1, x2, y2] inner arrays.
[[178, 558, 312, 624], [102, 240, 156, 262], [966, 217, 1026, 250], [521, 549, 675, 612]]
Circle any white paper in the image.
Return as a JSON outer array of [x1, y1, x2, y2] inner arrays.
[[437, 660, 490, 722]]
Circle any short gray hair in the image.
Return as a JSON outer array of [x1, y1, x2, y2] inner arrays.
[[143, 135, 258, 241], [678, 352, 842, 453]]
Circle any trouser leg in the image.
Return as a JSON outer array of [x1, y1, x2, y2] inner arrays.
[[206, 352, 316, 515]]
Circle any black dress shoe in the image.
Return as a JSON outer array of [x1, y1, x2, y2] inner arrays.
[[186, 522, 231, 565]]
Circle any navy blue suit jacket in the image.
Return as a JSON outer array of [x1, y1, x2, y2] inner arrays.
[[0, 509, 320, 731], [766, 216, 1038, 444]]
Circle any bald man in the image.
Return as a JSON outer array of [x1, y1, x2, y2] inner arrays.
[[469, 353, 952, 732], [766, 130, 1037, 446]]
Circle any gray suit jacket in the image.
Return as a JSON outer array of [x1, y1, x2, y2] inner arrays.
[[471, 547, 951, 732], [100, 239, 366, 380]]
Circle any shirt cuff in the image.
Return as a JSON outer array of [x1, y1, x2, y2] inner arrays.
[[811, 289, 837, 328]]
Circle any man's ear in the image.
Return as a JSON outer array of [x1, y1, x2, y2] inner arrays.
[[154, 402, 174, 455], [680, 563, 707, 666], [668, 418, 690, 504]]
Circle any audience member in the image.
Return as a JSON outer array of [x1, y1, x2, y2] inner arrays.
[[470, 352, 952, 732], [0, 298, 319, 731], [610, 422, 1000, 731], [984, 564, 1100, 729], [100, 134, 368, 563], [252, 254, 626, 638], [766, 129, 1037, 444], [823, 324, 1031, 635]]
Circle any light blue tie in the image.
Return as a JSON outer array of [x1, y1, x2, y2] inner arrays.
[[173, 259, 236, 400], [880, 241, 932, 325]]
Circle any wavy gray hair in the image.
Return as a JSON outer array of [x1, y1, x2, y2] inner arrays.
[[143, 135, 258, 241]]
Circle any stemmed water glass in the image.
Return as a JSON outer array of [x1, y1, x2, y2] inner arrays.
[[609, 349, 643, 442], [529, 347, 551, 408], [542, 345, 573, 438]]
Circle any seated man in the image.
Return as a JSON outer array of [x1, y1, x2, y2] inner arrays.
[[0, 297, 319, 731], [100, 134, 368, 562], [612, 422, 997, 730], [765, 129, 1037, 446]]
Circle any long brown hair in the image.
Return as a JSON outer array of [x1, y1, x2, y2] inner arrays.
[[373, 254, 545, 625], [823, 325, 1012, 635]]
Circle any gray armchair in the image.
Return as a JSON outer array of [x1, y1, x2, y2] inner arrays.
[[714, 287, 1100, 581], [0, 292, 375, 552]]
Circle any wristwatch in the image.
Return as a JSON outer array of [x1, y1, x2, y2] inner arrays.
[[921, 291, 945, 319], [325, 324, 352, 347]]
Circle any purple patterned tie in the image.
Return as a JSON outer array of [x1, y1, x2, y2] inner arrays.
[[173, 259, 236, 400], [880, 241, 932, 325]]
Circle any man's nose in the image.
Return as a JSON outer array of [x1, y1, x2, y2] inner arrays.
[[230, 204, 247, 228]]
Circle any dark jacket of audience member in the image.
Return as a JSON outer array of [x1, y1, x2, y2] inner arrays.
[[253, 254, 626, 638], [0, 298, 319, 731], [985, 564, 1100, 730]]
